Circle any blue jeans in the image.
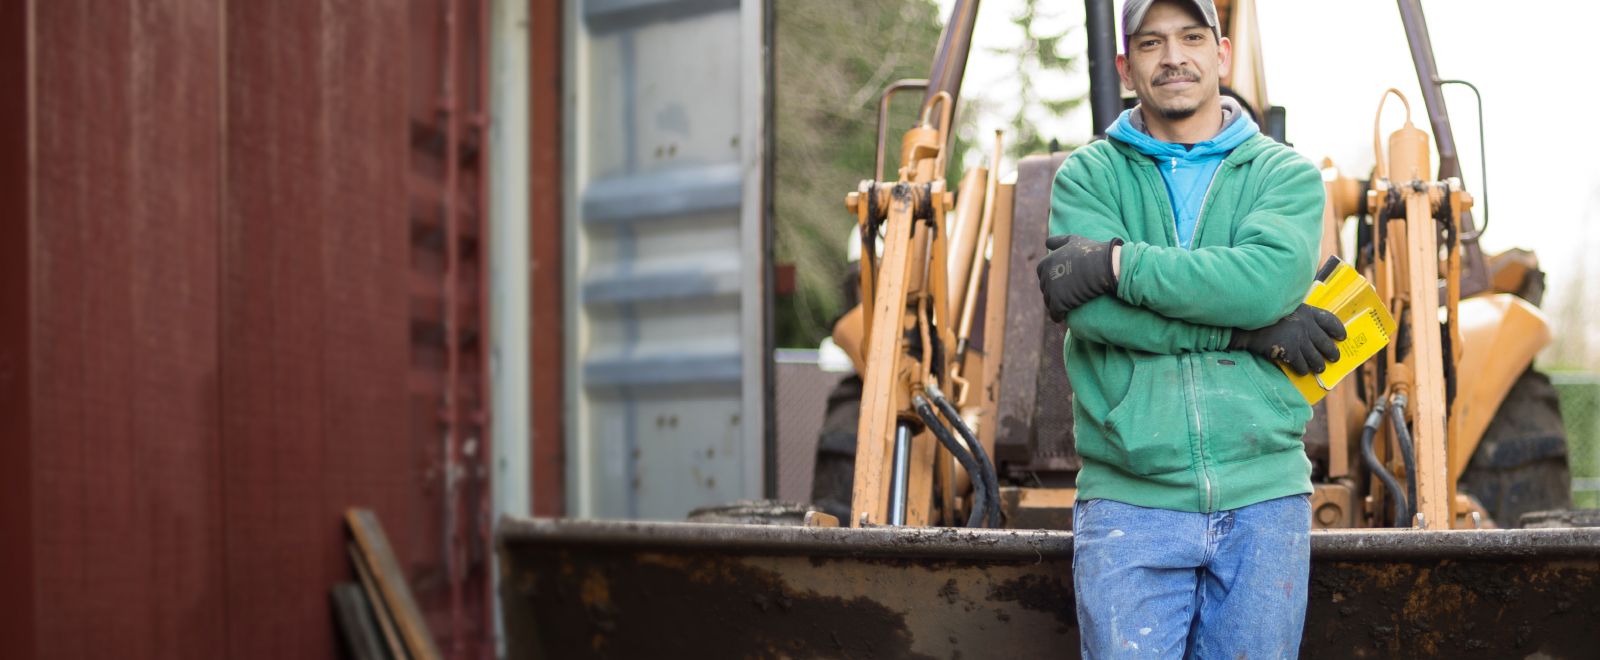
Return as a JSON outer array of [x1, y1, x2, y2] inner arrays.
[[1072, 495, 1311, 659]]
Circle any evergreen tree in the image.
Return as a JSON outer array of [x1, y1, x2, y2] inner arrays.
[[773, 0, 1085, 348], [773, 0, 951, 348], [987, 0, 1084, 161]]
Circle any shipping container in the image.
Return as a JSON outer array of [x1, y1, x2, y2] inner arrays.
[[562, 0, 772, 519], [0, 1, 507, 657]]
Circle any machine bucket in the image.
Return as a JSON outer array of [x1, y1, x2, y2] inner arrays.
[[498, 518, 1600, 658]]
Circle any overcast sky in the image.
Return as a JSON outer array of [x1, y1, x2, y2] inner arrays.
[[941, 0, 1598, 366]]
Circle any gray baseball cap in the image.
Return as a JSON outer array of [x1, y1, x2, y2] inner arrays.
[[1122, 0, 1219, 47]]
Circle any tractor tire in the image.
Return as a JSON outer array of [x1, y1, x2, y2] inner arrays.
[[810, 375, 862, 523], [1457, 368, 1574, 528]]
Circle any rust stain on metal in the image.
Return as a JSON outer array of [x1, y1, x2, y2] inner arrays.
[[1398, 567, 1475, 656], [579, 568, 612, 610], [1305, 559, 1600, 658], [511, 548, 932, 659], [986, 574, 1077, 630]]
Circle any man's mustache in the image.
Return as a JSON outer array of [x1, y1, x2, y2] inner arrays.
[[1153, 69, 1200, 85]]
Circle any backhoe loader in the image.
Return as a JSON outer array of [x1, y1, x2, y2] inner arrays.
[[498, 1, 1599, 657]]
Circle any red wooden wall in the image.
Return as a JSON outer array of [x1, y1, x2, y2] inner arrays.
[[0, 1, 496, 657]]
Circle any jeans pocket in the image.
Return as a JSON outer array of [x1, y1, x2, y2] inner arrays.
[[1074, 497, 1097, 516], [1074, 497, 1118, 533]]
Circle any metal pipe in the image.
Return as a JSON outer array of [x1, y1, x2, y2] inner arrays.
[[1395, 0, 1459, 180], [945, 167, 989, 323], [1084, 0, 1121, 136], [759, 0, 779, 512], [924, 0, 981, 128], [483, 0, 511, 653], [498, 517, 1600, 562], [440, 0, 467, 651], [1396, 0, 1492, 295], [887, 423, 913, 526], [1439, 78, 1490, 239], [873, 80, 929, 183], [954, 130, 1003, 363]]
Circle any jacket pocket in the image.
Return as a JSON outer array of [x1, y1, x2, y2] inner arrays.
[[1101, 356, 1193, 475], [1203, 354, 1313, 464]]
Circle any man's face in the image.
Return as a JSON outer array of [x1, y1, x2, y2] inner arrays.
[[1116, 1, 1231, 121]]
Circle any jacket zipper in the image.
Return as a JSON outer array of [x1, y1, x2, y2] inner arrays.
[[1185, 354, 1216, 511], [1153, 156, 1228, 511], [1187, 165, 1223, 249], [1193, 167, 1225, 511]]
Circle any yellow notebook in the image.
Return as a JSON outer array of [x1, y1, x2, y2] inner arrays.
[[1279, 256, 1397, 404]]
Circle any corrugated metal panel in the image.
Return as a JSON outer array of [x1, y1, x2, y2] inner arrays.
[[565, 0, 769, 519], [29, 2, 227, 657], [4, 1, 494, 658], [0, 0, 32, 654], [222, 1, 464, 656]]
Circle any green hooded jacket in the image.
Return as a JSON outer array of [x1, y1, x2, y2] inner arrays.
[[1049, 132, 1325, 513]]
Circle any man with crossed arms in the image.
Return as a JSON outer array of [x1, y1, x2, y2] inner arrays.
[[1036, 0, 1345, 656]]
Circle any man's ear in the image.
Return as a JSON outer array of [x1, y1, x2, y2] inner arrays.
[[1115, 53, 1133, 92], [1217, 36, 1233, 82]]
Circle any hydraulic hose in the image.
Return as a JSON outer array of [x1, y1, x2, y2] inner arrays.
[[913, 394, 989, 528], [926, 383, 1002, 528], [1360, 399, 1410, 527], [1389, 393, 1419, 524]]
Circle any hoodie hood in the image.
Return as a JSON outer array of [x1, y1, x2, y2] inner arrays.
[[1103, 96, 1261, 250], [1106, 95, 1259, 161]]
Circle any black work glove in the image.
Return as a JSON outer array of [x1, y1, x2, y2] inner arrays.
[[1036, 234, 1123, 323], [1229, 303, 1347, 375]]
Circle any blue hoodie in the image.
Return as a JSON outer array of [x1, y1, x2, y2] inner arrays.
[[1105, 96, 1259, 249]]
